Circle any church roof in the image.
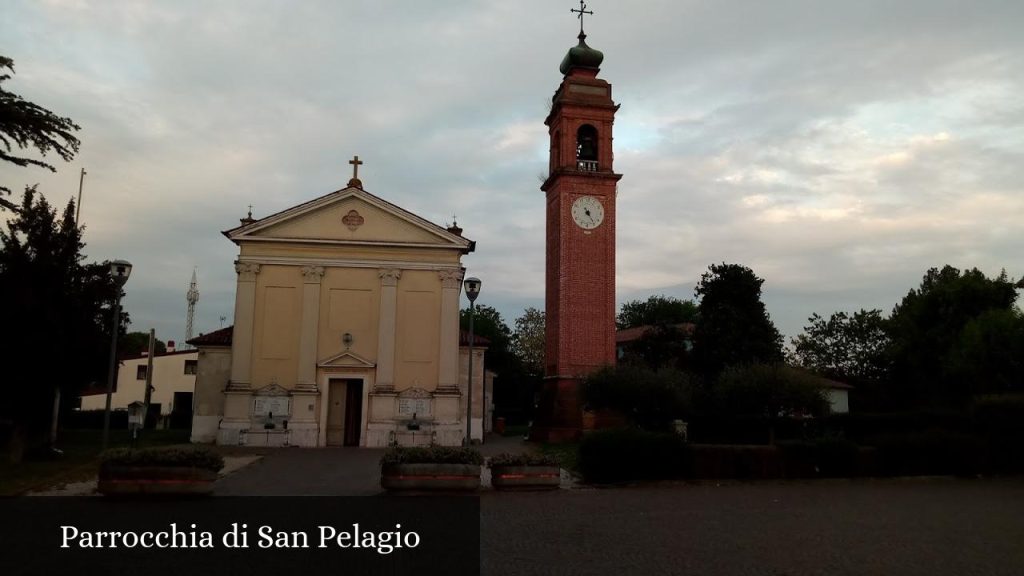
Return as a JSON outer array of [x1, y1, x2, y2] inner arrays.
[[223, 184, 475, 253]]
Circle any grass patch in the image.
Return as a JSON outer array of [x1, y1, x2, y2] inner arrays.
[[501, 424, 530, 438], [0, 428, 190, 496]]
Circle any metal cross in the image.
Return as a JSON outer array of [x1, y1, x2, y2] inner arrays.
[[349, 155, 363, 179], [571, 0, 593, 34]]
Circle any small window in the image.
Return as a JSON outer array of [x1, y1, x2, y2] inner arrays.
[[184, 360, 198, 375], [136, 365, 147, 380]]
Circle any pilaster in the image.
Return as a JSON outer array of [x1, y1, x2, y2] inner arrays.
[[228, 262, 260, 391], [374, 268, 401, 392], [437, 268, 464, 393], [296, 265, 324, 393]]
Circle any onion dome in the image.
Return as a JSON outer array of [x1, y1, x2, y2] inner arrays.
[[559, 32, 604, 75]]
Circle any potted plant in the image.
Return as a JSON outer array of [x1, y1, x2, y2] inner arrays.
[[380, 446, 483, 492], [489, 452, 561, 491], [98, 445, 224, 496]]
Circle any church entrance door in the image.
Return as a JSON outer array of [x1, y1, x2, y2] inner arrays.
[[326, 378, 363, 447]]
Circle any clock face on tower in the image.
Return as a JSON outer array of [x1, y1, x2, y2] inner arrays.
[[571, 196, 605, 230]]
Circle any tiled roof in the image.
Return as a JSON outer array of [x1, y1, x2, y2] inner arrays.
[[187, 325, 234, 347], [459, 329, 490, 347], [616, 323, 695, 344]]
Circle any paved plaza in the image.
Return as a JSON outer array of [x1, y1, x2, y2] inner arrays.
[[213, 442, 1024, 575]]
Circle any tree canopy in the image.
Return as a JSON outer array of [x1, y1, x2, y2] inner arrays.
[[120, 332, 168, 358], [511, 307, 544, 377], [888, 265, 1020, 406], [691, 263, 783, 376], [617, 294, 698, 329], [0, 56, 81, 211], [790, 309, 890, 384]]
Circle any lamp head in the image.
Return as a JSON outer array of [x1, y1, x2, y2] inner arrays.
[[110, 260, 133, 288], [464, 276, 482, 303], [343, 332, 354, 349]]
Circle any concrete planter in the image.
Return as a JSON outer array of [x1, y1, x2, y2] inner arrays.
[[491, 465, 561, 491], [98, 466, 217, 496], [380, 463, 481, 492]]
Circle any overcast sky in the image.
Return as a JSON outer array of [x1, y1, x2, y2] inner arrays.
[[2, 0, 1022, 346]]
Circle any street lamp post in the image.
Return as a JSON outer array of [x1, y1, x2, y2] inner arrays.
[[463, 276, 482, 445], [102, 260, 133, 450]]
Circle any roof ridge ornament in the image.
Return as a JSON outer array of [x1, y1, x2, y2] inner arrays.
[[570, 0, 593, 36], [347, 155, 364, 189]]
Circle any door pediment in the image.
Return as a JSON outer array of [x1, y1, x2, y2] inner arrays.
[[317, 350, 376, 369]]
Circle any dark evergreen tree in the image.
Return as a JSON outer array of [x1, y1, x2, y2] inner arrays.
[[691, 263, 783, 376], [0, 187, 120, 459]]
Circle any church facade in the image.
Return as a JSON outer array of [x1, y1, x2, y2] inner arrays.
[[189, 172, 477, 447]]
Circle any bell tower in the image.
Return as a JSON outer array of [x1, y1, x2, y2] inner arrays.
[[532, 11, 621, 443]]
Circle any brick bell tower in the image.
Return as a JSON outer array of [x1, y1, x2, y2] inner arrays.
[[531, 17, 621, 443]]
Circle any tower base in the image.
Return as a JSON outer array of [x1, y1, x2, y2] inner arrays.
[[529, 377, 583, 443]]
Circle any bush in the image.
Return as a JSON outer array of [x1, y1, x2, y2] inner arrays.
[[712, 363, 829, 418], [100, 445, 224, 472], [488, 452, 560, 468], [583, 366, 695, 431], [686, 444, 783, 479], [973, 394, 1024, 473], [776, 438, 861, 477], [380, 446, 483, 466], [578, 428, 686, 483], [867, 430, 983, 476]]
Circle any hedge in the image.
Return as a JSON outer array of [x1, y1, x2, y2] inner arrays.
[[100, 445, 224, 472], [578, 429, 687, 483], [380, 446, 483, 466]]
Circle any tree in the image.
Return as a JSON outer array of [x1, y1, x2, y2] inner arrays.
[[888, 265, 1019, 406], [461, 305, 530, 421], [790, 309, 891, 384], [120, 332, 168, 357], [944, 308, 1024, 396], [583, 365, 696, 431], [617, 294, 698, 329], [0, 187, 121, 458], [691, 263, 783, 376], [0, 56, 81, 211], [712, 363, 829, 419], [511, 307, 544, 377]]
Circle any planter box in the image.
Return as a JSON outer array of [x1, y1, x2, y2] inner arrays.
[[380, 463, 481, 492], [98, 466, 217, 496], [491, 465, 561, 491]]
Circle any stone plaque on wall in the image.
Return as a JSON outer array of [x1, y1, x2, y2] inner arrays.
[[253, 396, 290, 417], [397, 388, 432, 418]]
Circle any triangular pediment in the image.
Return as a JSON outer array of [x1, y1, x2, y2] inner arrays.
[[317, 350, 377, 368], [253, 383, 290, 396], [225, 186, 472, 251]]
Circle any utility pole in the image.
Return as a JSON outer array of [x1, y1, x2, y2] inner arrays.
[[143, 329, 156, 433], [75, 168, 86, 225]]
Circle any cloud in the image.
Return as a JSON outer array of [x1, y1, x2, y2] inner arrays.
[[2, 0, 1022, 344]]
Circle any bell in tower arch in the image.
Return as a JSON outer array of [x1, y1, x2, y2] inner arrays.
[[576, 124, 598, 170]]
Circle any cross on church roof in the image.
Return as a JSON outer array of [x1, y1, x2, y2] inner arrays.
[[348, 155, 364, 188], [571, 0, 593, 35]]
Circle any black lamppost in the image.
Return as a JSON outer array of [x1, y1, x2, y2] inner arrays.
[[464, 276, 482, 445], [102, 260, 132, 450]]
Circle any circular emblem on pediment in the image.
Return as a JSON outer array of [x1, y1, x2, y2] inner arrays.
[[342, 209, 364, 231]]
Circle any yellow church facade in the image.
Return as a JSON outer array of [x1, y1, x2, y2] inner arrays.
[[189, 176, 476, 447]]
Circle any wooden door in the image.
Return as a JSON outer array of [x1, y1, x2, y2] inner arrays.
[[343, 379, 363, 447], [326, 380, 346, 446]]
